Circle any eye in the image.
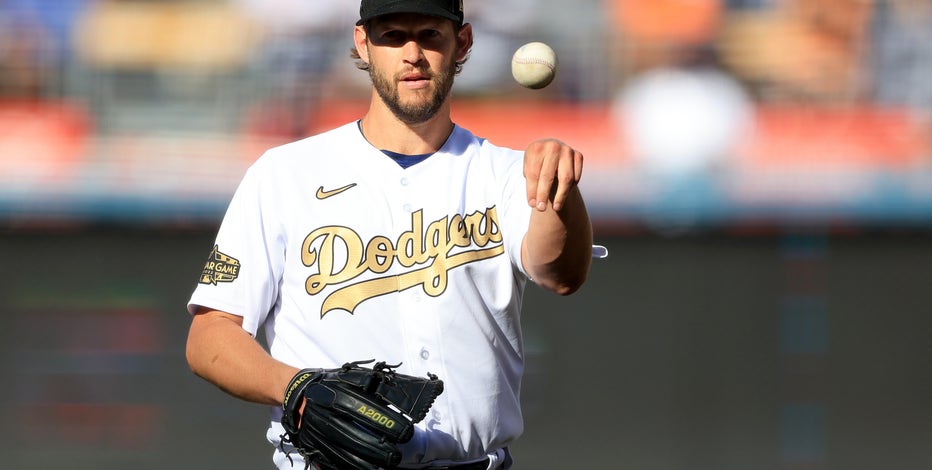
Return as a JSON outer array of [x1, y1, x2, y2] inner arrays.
[[381, 30, 406, 45], [418, 29, 444, 45]]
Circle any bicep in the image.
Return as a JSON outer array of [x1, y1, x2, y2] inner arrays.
[[186, 307, 248, 368], [191, 306, 245, 327]]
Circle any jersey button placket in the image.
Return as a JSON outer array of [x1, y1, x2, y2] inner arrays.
[[400, 177, 413, 213], [397, 173, 441, 414]]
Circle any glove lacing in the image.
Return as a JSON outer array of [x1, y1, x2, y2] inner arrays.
[[279, 431, 324, 470]]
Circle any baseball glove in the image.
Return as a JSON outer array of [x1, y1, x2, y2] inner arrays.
[[280, 360, 444, 470]]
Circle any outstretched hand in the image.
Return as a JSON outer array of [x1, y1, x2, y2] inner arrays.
[[524, 139, 584, 212]]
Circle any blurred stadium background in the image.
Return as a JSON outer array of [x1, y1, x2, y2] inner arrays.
[[1, 0, 930, 468]]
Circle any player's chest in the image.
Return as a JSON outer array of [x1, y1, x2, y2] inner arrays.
[[283, 166, 497, 229]]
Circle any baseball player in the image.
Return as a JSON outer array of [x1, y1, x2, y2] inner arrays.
[[185, 1, 593, 469]]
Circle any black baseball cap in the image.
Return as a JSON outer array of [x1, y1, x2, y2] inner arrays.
[[358, 0, 464, 26]]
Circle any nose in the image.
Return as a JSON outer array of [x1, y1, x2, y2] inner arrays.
[[402, 39, 424, 64]]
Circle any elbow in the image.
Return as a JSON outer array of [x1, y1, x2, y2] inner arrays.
[[537, 269, 589, 296], [185, 323, 211, 379], [554, 280, 584, 296], [185, 336, 204, 377], [185, 343, 216, 382], [555, 275, 588, 296], [527, 250, 592, 295]]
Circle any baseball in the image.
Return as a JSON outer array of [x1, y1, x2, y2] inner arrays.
[[511, 42, 558, 89]]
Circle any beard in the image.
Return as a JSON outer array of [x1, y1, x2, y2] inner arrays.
[[369, 57, 457, 125]]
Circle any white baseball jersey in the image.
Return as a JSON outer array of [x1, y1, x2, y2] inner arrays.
[[188, 121, 533, 467]]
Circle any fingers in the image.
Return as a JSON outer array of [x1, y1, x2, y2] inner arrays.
[[528, 144, 557, 211], [550, 148, 583, 211], [525, 139, 583, 212]]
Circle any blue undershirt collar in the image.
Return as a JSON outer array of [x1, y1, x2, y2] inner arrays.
[[357, 119, 434, 169]]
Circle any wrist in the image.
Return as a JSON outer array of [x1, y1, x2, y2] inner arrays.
[[281, 368, 317, 432]]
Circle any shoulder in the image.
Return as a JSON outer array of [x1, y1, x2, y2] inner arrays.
[[448, 125, 523, 161], [250, 122, 362, 170], [266, 122, 359, 157]]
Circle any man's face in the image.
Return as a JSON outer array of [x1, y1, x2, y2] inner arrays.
[[361, 14, 464, 124]]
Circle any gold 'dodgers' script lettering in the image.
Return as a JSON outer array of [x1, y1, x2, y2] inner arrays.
[[301, 207, 504, 317]]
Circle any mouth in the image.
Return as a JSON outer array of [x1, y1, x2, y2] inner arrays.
[[400, 72, 431, 89]]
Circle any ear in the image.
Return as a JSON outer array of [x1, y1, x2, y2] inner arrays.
[[456, 23, 474, 62], [354, 25, 370, 64]]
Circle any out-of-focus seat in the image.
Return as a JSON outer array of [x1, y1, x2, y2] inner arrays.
[[73, 0, 259, 71]]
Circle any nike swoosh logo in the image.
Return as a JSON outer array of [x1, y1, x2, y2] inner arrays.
[[316, 183, 357, 200]]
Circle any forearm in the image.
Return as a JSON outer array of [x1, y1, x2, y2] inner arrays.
[[522, 185, 593, 295], [186, 309, 299, 406]]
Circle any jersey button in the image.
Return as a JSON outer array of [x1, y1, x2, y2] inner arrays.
[[400, 177, 409, 186], [403, 203, 412, 212], [420, 347, 430, 360]]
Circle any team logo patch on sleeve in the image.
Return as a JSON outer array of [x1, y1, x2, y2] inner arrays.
[[199, 245, 241, 285]]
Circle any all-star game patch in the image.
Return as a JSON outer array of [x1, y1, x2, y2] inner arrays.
[[199, 245, 241, 285]]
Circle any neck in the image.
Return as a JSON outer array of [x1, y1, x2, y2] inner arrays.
[[360, 90, 455, 155]]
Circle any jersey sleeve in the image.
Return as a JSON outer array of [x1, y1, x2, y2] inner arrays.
[[186, 156, 285, 336], [492, 145, 533, 279]]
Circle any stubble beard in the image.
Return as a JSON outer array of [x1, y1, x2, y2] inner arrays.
[[370, 59, 456, 125]]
